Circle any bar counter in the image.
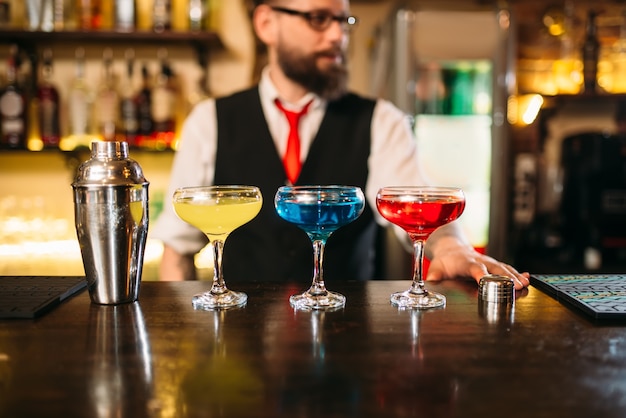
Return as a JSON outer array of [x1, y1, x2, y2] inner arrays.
[[2, 279, 626, 417]]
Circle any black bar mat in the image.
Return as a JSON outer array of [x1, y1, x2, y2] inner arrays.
[[531, 274, 626, 320], [0, 276, 87, 319]]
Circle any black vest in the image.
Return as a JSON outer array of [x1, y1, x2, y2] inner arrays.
[[214, 87, 377, 283]]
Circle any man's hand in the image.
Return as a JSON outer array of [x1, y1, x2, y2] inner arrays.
[[425, 235, 530, 290]]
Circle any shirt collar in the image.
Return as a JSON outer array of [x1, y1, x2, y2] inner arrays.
[[259, 66, 324, 111]]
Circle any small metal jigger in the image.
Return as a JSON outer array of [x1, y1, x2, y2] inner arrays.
[[478, 275, 515, 325]]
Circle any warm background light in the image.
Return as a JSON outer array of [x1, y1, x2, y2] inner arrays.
[[507, 94, 544, 126]]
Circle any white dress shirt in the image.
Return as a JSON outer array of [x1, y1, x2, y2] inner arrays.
[[152, 67, 427, 255]]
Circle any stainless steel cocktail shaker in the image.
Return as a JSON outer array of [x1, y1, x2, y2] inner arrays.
[[72, 141, 149, 304]]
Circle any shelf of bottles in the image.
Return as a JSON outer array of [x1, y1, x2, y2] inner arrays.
[[0, 0, 223, 152], [516, 5, 626, 98]]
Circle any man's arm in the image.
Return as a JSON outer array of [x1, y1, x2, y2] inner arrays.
[[159, 245, 198, 281]]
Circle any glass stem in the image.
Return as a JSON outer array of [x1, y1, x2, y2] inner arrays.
[[309, 239, 327, 295], [210, 239, 227, 294], [409, 239, 427, 295]]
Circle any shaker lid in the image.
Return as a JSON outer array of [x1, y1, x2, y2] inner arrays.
[[72, 141, 149, 186], [478, 274, 514, 303]]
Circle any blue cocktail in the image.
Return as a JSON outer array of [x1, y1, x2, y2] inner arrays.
[[275, 185, 365, 310]]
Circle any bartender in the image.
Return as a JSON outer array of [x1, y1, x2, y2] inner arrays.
[[152, 0, 530, 289]]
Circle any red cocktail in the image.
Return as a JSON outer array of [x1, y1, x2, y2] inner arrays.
[[376, 186, 465, 309]]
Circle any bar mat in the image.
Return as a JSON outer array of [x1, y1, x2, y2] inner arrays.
[[0, 276, 87, 319], [531, 274, 626, 320]]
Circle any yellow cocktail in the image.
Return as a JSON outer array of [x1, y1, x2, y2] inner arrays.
[[174, 196, 262, 240], [173, 186, 262, 310]]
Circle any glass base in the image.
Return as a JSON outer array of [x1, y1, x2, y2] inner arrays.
[[391, 289, 446, 310], [192, 290, 247, 310], [290, 289, 346, 311]]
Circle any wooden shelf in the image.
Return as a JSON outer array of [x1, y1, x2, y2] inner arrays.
[[0, 29, 223, 49], [0, 28, 223, 69]]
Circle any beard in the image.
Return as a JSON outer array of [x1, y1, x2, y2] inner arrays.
[[276, 43, 349, 101]]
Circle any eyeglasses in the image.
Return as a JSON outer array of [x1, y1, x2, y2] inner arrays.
[[270, 6, 358, 32]]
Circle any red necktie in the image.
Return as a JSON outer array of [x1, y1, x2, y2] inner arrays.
[[275, 99, 312, 185]]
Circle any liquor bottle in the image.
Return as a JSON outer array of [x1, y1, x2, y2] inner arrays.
[[66, 47, 94, 150], [152, 0, 171, 32], [151, 54, 176, 149], [581, 10, 600, 94], [188, 0, 206, 31], [0, 1, 9, 28], [53, 0, 65, 30], [171, 0, 188, 31], [37, 49, 61, 148], [100, 0, 113, 29], [95, 48, 119, 141], [553, 1, 577, 94], [26, 50, 41, 150], [54, 0, 78, 30], [0, 45, 27, 149], [612, 8, 626, 93], [39, 0, 54, 31], [135, 62, 153, 148], [115, 0, 135, 31], [136, 0, 153, 30], [77, 0, 103, 29], [119, 49, 139, 146]]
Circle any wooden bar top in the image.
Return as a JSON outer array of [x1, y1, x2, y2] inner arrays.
[[1, 279, 626, 417]]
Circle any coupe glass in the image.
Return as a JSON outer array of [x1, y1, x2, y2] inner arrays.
[[275, 185, 365, 310], [173, 185, 262, 310], [376, 186, 465, 309]]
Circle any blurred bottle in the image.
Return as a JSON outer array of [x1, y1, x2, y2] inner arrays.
[[171, 0, 188, 31], [136, 0, 153, 30], [25, 0, 42, 30], [612, 8, 626, 93], [95, 48, 119, 141], [77, 0, 102, 29], [119, 49, 139, 146], [37, 49, 61, 148], [581, 10, 600, 94], [26, 51, 41, 151], [39, 0, 54, 31], [135, 62, 153, 148], [54, 0, 77, 30], [152, 0, 170, 32], [553, 1, 579, 94], [188, 0, 206, 31], [65, 47, 95, 150], [151, 52, 176, 149], [151, 57, 176, 148], [4, 0, 25, 28], [53, 0, 65, 30], [115, 0, 135, 31], [0, 45, 27, 149], [100, 0, 113, 29], [0, 0, 10, 28]]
